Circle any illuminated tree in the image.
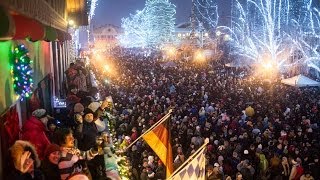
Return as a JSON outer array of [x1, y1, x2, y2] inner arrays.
[[11, 44, 33, 101], [119, 10, 151, 47], [119, 0, 176, 47], [194, 0, 219, 31], [144, 0, 176, 46], [227, 0, 320, 72]]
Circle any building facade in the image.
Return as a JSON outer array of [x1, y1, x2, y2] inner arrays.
[[92, 24, 122, 51], [0, 0, 92, 178]]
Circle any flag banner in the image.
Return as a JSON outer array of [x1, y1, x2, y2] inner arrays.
[[170, 145, 206, 180], [142, 115, 173, 178]]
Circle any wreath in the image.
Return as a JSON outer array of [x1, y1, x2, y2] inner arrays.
[[11, 44, 33, 100]]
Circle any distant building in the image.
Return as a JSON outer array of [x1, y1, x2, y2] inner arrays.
[[92, 24, 122, 50], [174, 22, 209, 47], [175, 22, 192, 40]]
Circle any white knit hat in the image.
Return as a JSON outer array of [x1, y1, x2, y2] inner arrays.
[[88, 102, 101, 112], [244, 150, 249, 154], [32, 109, 47, 119]]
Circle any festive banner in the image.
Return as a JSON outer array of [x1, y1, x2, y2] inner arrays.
[[142, 115, 173, 178], [169, 145, 206, 180], [0, 104, 20, 178]]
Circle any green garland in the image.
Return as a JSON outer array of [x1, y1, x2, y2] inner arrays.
[[11, 44, 33, 100], [92, 64, 132, 179], [106, 112, 131, 180]]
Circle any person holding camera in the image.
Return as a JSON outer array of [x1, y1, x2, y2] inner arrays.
[[101, 132, 121, 180], [74, 108, 106, 179]]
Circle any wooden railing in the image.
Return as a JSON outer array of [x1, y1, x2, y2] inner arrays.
[[2, 0, 68, 31]]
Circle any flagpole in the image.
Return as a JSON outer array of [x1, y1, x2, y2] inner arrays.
[[124, 109, 173, 151], [167, 138, 209, 180]]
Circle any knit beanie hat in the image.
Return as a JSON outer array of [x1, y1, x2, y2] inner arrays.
[[73, 103, 84, 113], [32, 109, 47, 119], [88, 102, 101, 112], [83, 108, 94, 117], [44, 144, 60, 158]]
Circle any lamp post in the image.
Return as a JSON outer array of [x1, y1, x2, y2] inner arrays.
[[199, 22, 204, 48]]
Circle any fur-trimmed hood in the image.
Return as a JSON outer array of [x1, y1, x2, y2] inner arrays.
[[10, 140, 41, 168]]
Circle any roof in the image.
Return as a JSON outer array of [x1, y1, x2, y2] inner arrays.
[[175, 22, 191, 29], [281, 74, 320, 87]]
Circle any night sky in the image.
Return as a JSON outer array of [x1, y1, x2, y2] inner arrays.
[[92, 0, 193, 27]]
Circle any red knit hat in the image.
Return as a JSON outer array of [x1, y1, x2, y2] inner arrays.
[[44, 144, 60, 158]]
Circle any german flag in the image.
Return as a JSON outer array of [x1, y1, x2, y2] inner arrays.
[[142, 114, 173, 178]]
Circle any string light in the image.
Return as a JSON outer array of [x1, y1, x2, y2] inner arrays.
[[89, 0, 99, 20], [11, 44, 33, 101], [119, 0, 176, 48]]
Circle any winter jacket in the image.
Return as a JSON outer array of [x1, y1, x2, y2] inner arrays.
[[75, 121, 98, 151], [103, 143, 118, 171], [8, 140, 43, 180], [58, 147, 98, 180], [21, 116, 51, 160], [40, 159, 60, 180], [10, 169, 44, 180]]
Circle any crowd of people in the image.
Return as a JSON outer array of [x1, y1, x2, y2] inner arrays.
[[5, 48, 320, 180], [6, 60, 118, 180], [99, 49, 320, 180]]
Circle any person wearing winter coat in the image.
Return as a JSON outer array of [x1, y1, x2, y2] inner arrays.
[[55, 128, 99, 180], [75, 108, 99, 151], [289, 158, 304, 180], [101, 132, 121, 180], [75, 108, 106, 179], [206, 164, 222, 180], [40, 144, 61, 180], [281, 156, 291, 179], [21, 109, 51, 160], [8, 140, 44, 180], [155, 161, 166, 179], [256, 150, 268, 178], [237, 160, 255, 180], [308, 156, 319, 180], [300, 171, 314, 180]]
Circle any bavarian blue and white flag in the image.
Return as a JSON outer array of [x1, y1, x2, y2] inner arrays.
[[169, 145, 206, 180]]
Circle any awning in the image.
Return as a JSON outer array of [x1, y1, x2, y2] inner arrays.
[[56, 30, 72, 41], [65, 32, 72, 40], [4, 11, 68, 42], [12, 14, 45, 41], [44, 26, 57, 41], [281, 74, 320, 87], [0, 6, 15, 40]]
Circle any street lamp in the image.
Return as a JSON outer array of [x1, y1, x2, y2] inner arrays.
[[194, 49, 206, 62], [199, 22, 205, 48], [68, 19, 75, 26]]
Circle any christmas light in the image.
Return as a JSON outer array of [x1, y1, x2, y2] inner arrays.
[[119, 0, 176, 48], [89, 0, 99, 20], [194, 0, 219, 30], [224, 0, 320, 72], [11, 44, 33, 100]]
